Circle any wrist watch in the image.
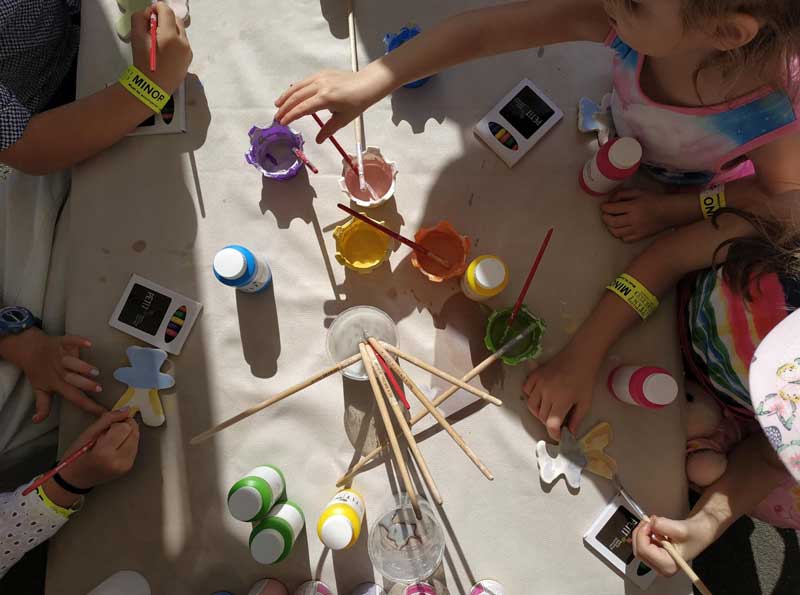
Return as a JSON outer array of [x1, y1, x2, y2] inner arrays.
[[0, 306, 42, 337]]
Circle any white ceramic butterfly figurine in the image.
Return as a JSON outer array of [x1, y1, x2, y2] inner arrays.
[[536, 422, 617, 490]]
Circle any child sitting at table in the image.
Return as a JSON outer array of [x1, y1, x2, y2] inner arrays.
[[524, 194, 800, 573], [274, 0, 800, 240], [0, 1, 190, 459], [0, 409, 140, 578]]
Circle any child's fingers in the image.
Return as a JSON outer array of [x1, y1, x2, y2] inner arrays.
[[153, 1, 178, 31], [32, 389, 53, 423], [63, 371, 102, 394], [633, 521, 677, 575], [72, 409, 132, 453], [130, 9, 149, 40], [275, 77, 317, 108], [62, 355, 99, 378], [523, 370, 538, 395], [567, 399, 590, 436], [651, 516, 690, 542], [276, 85, 320, 123], [600, 201, 632, 215], [526, 392, 542, 417], [611, 188, 642, 201], [97, 420, 135, 450], [545, 406, 567, 441], [61, 335, 92, 350], [281, 96, 328, 128], [58, 382, 107, 417], [118, 421, 141, 457], [317, 113, 350, 144], [601, 213, 630, 229]]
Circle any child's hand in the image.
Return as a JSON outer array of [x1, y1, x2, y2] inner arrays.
[[274, 70, 385, 143], [632, 515, 716, 577], [58, 410, 140, 490], [0, 329, 106, 422], [523, 345, 598, 440], [600, 189, 669, 243], [130, 3, 193, 95]]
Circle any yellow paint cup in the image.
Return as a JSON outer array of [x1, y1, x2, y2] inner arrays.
[[334, 217, 391, 274]]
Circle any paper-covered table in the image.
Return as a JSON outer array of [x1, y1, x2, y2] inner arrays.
[[46, 1, 690, 593]]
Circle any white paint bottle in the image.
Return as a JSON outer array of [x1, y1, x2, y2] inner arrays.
[[608, 366, 678, 409], [316, 489, 365, 550], [249, 501, 305, 565], [579, 137, 642, 197], [403, 584, 437, 595], [227, 465, 286, 522], [293, 581, 334, 595], [248, 579, 289, 595], [213, 245, 272, 294], [461, 255, 509, 301]]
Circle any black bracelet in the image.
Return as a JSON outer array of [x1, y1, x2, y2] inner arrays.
[[52, 465, 93, 495]]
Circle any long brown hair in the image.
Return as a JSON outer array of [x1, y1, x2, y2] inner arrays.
[[712, 207, 800, 301]]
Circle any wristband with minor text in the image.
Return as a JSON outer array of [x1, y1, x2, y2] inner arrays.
[[118, 65, 170, 113], [700, 184, 726, 219], [607, 273, 659, 320]]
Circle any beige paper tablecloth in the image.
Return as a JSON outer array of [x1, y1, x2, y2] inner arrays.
[[47, 1, 690, 593]]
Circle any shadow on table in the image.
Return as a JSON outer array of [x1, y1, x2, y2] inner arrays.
[[236, 285, 281, 379], [259, 171, 317, 229]]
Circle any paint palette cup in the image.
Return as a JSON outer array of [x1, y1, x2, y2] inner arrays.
[[339, 147, 397, 208], [411, 221, 470, 283], [246, 123, 305, 181], [326, 306, 398, 381], [484, 306, 546, 366], [384, 26, 433, 89], [333, 216, 392, 274], [368, 495, 445, 584]]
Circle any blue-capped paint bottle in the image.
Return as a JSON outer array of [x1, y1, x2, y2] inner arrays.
[[213, 245, 272, 293]]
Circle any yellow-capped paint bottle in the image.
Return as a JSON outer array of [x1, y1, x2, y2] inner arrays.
[[461, 255, 509, 301], [316, 489, 365, 550]]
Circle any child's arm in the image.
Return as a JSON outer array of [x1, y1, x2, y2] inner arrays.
[[0, 410, 138, 579], [602, 133, 800, 242], [275, 0, 609, 141], [0, 4, 192, 175], [632, 433, 787, 576], [524, 204, 773, 441]]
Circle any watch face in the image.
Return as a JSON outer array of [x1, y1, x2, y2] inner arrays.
[[0, 306, 34, 334]]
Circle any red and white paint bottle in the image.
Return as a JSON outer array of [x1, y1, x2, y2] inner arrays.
[[608, 366, 678, 409], [579, 137, 642, 196]]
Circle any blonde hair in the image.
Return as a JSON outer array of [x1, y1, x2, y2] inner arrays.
[[682, 1, 800, 95]]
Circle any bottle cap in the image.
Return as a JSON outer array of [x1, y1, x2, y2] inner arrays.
[[608, 137, 642, 170], [320, 516, 354, 550], [214, 248, 247, 280], [474, 257, 508, 291], [228, 485, 264, 522], [250, 528, 285, 565], [642, 371, 678, 406]]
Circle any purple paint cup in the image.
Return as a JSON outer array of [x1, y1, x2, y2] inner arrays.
[[246, 123, 304, 181]]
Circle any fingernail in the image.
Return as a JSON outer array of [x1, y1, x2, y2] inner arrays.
[[95, 385, 103, 393], [118, 406, 130, 413], [90, 369, 100, 377]]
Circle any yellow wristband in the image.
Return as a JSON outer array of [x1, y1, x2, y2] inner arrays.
[[700, 185, 726, 219], [35, 484, 79, 518], [607, 273, 659, 320], [118, 65, 170, 113]]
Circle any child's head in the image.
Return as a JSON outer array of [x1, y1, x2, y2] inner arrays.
[[605, 1, 800, 90]]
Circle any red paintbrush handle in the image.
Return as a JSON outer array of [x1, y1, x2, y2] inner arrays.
[[371, 346, 410, 410], [21, 439, 97, 497], [311, 113, 358, 172], [507, 227, 554, 328], [337, 203, 434, 258]]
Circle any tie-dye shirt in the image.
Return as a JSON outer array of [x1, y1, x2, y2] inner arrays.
[[606, 32, 800, 187], [681, 269, 800, 417]]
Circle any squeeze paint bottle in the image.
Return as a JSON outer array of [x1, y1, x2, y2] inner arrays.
[[248, 579, 289, 595], [461, 255, 509, 301], [293, 581, 334, 595], [608, 366, 678, 409], [350, 584, 386, 595], [227, 465, 286, 522], [213, 245, 273, 294], [250, 501, 305, 565], [579, 137, 642, 196], [316, 489, 365, 550]]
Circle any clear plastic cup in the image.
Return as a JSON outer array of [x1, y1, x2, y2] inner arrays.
[[326, 306, 398, 381], [368, 496, 445, 584]]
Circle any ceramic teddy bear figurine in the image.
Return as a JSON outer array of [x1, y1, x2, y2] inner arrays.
[[113, 346, 175, 427]]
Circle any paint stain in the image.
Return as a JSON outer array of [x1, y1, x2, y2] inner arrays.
[[468, 193, 475, 207], [538, 47, 545, 58], [99, 276, 107, 284], [387, 288, 398, 299], [132, 240, 147, 253], [101, 248, 110, 255]]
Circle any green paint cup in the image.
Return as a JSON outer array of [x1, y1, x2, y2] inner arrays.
[[484, 306, 545, 365]]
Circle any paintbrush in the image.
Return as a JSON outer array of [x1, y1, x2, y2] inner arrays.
[[149, 1, 157, 72], [337, 203, 451, 268]]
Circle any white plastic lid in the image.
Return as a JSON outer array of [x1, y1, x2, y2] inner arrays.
[[228, 486, 262, 521], [214, 248, 247, 280], [608, 137, 643, 170], [320, 516, 354, 550], [475, 258, 507, 290], [643, 372, 678, 406], [250, 528, 285, 565]]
